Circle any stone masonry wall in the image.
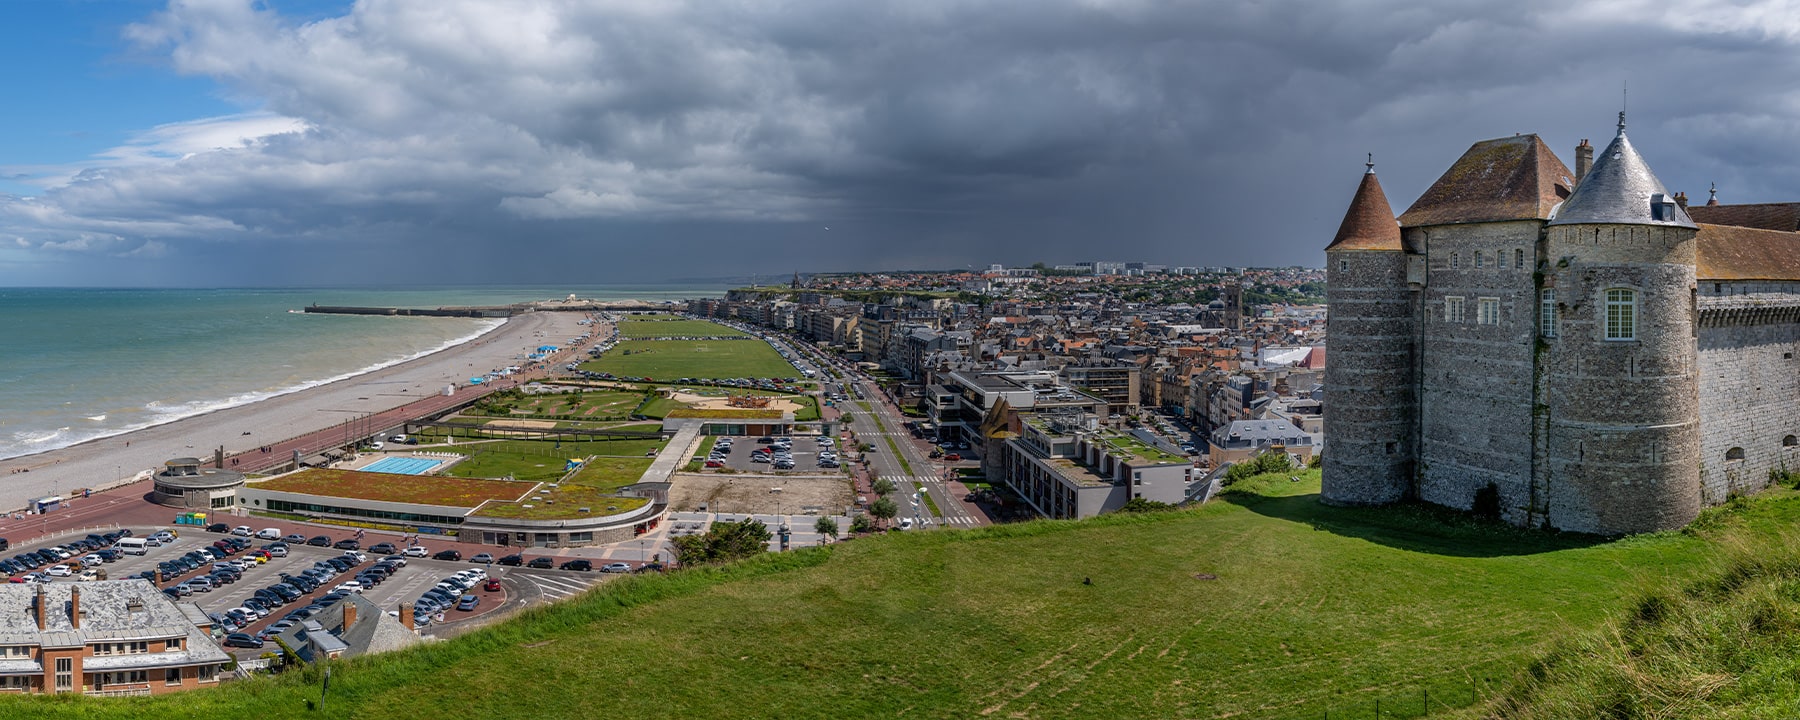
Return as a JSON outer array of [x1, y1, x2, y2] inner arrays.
[[1411, 221, 1540, 522], [1541, 223, 1701, 534], [1697, 280, 1800, 502], [1322, 249, 1415, 505]]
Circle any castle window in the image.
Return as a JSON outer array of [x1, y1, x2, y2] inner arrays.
[[1540, 289, 1558, 337], [1477, 297, 1500, 325], [1783, 435, 1797, 447], [1451, 253, 1459, 269], [1515, 249, 1525, 269], [1604, 288, 1636, 340], [1726, 447, 1746, 462], [1444, 296, 1465, 323], [1338, 259, 1348, 272], [1475, 252, 1485, 268]]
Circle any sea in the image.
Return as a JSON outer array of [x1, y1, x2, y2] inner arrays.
[[0, 285, 729, 461]]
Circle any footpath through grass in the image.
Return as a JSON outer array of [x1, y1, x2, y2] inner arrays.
[[28, 471, 1800, 719]]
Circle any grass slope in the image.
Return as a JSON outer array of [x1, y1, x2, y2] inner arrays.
[[583, 339, 794, 379], [28, 472, 1799, 719]]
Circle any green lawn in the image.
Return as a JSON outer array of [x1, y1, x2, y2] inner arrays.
[[617, 317, 750, 338], [583, 339, 795, 380], [465, 389, 647, 420], [30, 470, 1796, 719], [446, 438, 666, 482]]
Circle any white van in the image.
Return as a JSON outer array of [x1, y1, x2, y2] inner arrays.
[[255, 528, 282, 540], [116, 537, 149, 555]]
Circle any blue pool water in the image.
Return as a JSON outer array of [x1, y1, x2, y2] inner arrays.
[[362, 457, 445, 475]]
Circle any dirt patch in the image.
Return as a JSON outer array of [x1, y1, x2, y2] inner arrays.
[[487, 419, 560, 430], [670, 391, 806, 414], [667, 471, 854, 515]]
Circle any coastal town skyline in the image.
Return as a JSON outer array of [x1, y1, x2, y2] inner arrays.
[[6, 1, 1800, 287]]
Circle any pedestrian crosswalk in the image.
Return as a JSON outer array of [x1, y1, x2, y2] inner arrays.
[[936, 516, 979, 526], [526, 574, 596, 600]]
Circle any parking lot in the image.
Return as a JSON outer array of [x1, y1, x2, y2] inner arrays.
[[7, 525, 611, 658], [704, 435, 843, 473]]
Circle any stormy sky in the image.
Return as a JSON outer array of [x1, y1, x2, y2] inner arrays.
[[2, 0, 1797, 286]]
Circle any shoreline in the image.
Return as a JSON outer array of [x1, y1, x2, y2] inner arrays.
[[0, 317, 508, 465], [0, 310, 598, 515]]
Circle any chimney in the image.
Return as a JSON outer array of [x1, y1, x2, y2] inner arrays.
[[69, 587, 80, 630], [1674, 192, 1689, 210], [341, 601, 358, 632], [399, 604, 414, 631], [1574, 139, 1593, 186], [34, 585, 45, 631], [153, 569, 162, 585]]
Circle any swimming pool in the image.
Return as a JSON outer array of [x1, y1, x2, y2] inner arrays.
[[361, 457, 446, 475]]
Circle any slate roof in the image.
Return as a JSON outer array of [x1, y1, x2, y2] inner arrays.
[[1687, 202, 1800, 232], [1548, 122, 1695, 229], [1695, 223, 1800, 281], [1398, 134, 1573, 229], [1326, 170, 1403, 252]]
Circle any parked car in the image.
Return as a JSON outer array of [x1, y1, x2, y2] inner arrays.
[[222, 633, 264, 649], [307, 536, 332, 547], [455, 594, 479, 611], [526, 557, 553, 569], [559, 559, 593, 572], [255, 528, 283, 540], [333, 539, 360, 551], [484, 578, 502, 592], [601, 562, 632, 574], [231, 526, 253, 537], [206, 523, 231, 533], [496, 554, 524, 567], [369, 543, 398, 555], [403, 546, 429, 558], [283, 533, 308, 545], [433, 550, 462, 562], [470, 553, 495, 564]]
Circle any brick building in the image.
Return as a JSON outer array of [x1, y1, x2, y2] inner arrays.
[[0, 580, 233, 696], [1324, 115, 1800, 535]]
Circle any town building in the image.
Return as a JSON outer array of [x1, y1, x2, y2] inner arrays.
[[0, 580, 232, 696]]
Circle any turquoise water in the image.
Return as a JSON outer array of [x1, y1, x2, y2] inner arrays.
[[0, 285, 726, 460], [361, 457, 447, 475]]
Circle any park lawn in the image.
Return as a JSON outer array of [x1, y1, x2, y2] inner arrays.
[[617, 317, 749, 338], [636, 394, 692, 419], [445, 438, 666, 482], [466, 389, 646, 420], [583, 338, 795, 380], [567, 456, 657, 492], [33, 470, 1799, 719], [470, 487, 649, 520]]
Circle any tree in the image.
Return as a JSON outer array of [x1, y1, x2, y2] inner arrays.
[[850, 514, 876, 534], [814, 517, 839, 542], [670, 519, 773, 566], [872, 476, 897, 496], [1120, 497, 1177, 513], [869, 497, 898, 527]]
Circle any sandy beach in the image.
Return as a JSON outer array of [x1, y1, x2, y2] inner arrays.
[[0, 310, 598, 515]]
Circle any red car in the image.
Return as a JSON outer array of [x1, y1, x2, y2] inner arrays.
[[484, 578, 501, 592], [945, 453, 962, 462]]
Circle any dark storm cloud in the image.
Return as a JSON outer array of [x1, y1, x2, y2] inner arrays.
[[4, 0, 1800, 285]]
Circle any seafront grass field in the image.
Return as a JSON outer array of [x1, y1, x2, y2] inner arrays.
[[37, 468, 1798, 719], [443, 437, 666, 483], [582, 338, 795, 379], [616, 316, 750, 338], [470, 456, 655, 520]]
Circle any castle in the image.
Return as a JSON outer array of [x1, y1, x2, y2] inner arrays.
[[1322, 113, 1800, 535]]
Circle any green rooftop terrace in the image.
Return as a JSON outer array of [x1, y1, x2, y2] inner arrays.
[[1045, 458, 1113, 487], [1098, 432, 1189, 465]]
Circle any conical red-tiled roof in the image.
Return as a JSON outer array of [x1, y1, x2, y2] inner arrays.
[[1398, 134, 1573, 228], [1325, 170, 1402, 252]]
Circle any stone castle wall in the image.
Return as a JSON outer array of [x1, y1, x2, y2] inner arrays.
[[1410, 222, 1541, 522], [1697, 280, 1800, 502], [1538, 223, 1701, 534], [1321, 250, 1415, 505]]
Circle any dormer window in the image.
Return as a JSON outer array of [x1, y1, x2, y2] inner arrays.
[[1650, 193, 1678, 221]]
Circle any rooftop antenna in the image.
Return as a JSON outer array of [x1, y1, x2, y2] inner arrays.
[[1365, 152, 1374, 174]]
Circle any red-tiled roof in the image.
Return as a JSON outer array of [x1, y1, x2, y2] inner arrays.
[[1686, 203, 1800, 232], [1398, 134, 1573, 229], [1325, 172, 1402, 252], [1695, 223, 1800, 281]]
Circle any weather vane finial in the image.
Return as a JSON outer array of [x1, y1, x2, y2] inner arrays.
[[1619, 81, 1628, 133], [1709, 182, 1717, 202], [1365, 152, 1374, 174]]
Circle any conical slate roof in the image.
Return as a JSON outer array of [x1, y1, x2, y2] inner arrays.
[[1325, 168, 1402, 252], [1548, 115, 1695, 228]]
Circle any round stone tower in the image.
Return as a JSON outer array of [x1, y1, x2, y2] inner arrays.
[[1540, 113, 1701, 534], [1322, 159, 1415, 506]]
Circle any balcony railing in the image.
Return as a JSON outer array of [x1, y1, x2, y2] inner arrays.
[[85, 685, 152, 697]]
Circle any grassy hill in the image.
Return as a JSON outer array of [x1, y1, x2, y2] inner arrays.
[[22, 470, 1800, 719]]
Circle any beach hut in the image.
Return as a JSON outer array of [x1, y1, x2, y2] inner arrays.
[[469, 377, 486, 385]]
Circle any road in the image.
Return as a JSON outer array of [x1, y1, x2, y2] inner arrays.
[[824, 367, 984, 530]]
